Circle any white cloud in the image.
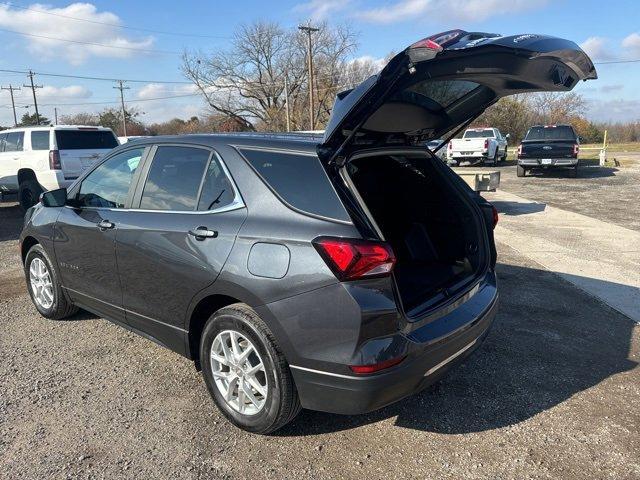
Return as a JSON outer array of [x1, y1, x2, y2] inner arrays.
[[622, 32, 640, 57], [580, 37, 614, 61], [358, 0, 547, 24], [38, 85, 92, 100], [0, 3, 155, 65], [349, 55, 387, 71], [294, 0, 351, 21], [135, 83, 199, 100]]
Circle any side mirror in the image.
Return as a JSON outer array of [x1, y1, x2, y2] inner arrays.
[[505, 134, 511, 139], [40, 188, 67, 208]]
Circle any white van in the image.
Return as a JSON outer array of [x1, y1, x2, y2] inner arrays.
[[0, 125, 119, 209]]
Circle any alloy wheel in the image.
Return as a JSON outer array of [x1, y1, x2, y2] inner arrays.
[[29, 257, 54, 309], [210, 330, 268, 415]]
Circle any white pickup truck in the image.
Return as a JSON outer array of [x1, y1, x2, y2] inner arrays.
[[447, 127, 509, 166]]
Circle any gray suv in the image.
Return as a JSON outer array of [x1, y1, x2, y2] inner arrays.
[[20, 29, 595, 433]]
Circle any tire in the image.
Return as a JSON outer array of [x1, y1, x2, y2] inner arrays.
[[502, 147, 508, 162], [568, 166, 578, 178], [24, 244, 78, 319], [483, 150, 498, 166], [200, 303, 301, 434], [19, 179, 42, 211], [517, 165, 526, 177]]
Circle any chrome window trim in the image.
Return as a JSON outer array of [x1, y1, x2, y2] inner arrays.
[[66, 145, 245, 215]]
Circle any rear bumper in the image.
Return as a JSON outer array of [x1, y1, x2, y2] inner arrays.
[[290, 278, 498, 415], [518, 158, 578, 167]]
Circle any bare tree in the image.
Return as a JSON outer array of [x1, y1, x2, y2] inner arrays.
[[182, 21, 360, 131]]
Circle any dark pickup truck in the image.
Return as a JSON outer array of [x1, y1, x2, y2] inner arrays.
[[517, 125, 580, 177]]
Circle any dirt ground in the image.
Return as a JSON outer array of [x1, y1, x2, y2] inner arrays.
[[1, 163, 639, 479], [489, 158, 640, 232]]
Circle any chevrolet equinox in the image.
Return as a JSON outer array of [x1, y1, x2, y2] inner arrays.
[[20, 30, 596, 433]]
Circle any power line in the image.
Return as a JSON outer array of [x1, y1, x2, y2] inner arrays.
[[0, 68, 192, 84], [594, 59, 640, 64], [0, 1, 232, 39], [0, 28, 181, 55]]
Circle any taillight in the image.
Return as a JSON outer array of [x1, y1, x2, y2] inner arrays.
[[573, 144, 579, 156], [492, 205, 499, 228], [483, 139, 489, 151], [313, 237, 396, 281], [49, 150, 61, 170], [408, 37, 443, 62], [349, 355, 406, 374], [517, 144, 523, 157]]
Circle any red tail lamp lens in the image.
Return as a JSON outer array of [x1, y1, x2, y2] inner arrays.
[[313, 237, 396, 281], [349, 355, 406, 374]]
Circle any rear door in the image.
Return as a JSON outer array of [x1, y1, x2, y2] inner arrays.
[[320, 30, 596, 162], [54, 129, 119, 180], [115, 144, 246, 352]]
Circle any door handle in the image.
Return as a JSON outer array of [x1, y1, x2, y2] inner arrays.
[[188, 226, 218, 240], [97, 220, 115, 231]]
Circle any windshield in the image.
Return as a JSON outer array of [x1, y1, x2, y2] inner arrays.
[[525, 126, 576, 141], [464, 129, 494, 138], [56, 130, 118, 150]]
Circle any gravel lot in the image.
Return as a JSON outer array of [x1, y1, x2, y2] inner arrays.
[[1, 172, 639, 479], [490, 158, 640, 232]]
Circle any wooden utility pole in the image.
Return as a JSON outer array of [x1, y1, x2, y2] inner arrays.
[[298, 24, 319, 130], [54, 107, 58, 125], [1, 84, 21, 126], [284, 75, 291, 132], [23, 70, 43, 125], [113, 80, 130, 136]]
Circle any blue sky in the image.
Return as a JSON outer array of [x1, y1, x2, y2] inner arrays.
[[0, 0, 638, 126]]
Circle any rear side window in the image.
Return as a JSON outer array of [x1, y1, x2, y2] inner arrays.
[[197, 156, 236, 211], [240, 149, 350, 222], [525, 126, 576, 141], [55, 130, 118, 150], [31, 131, 50, 150], [4, 132, 24, 152], [139, 146, 210, 211], [0, 133, 6, 152]]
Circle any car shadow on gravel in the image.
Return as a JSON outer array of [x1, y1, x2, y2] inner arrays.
[[276, 262, 638, 436], [492, 201, 546, 216], [0, 202, 23, 242]]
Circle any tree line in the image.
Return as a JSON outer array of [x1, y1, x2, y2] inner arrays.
[[2, 21, 636, 144]]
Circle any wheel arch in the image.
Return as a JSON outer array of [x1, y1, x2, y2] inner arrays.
[[17, 168, 38, 185], [21, 236, 40, 264]]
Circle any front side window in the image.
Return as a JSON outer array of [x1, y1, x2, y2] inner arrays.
[[77, 148, 143, 208], [31, 131, 50, 150], [4, 132, 24, 152], [139, 146, 211, 211]]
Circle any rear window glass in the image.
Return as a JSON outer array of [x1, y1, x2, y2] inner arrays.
[[140, 146, 210, 211], [31, 131, 50, 150], [55, 130, 118, 150], [525, 126, 576, 141], [406, 80, 480, 109], [240, 149, 350, 222], [464, 129, 494, 138]]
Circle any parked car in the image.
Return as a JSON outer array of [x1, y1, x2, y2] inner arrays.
[[447, 127, 509, 166], [426, 139, 448, 161], [517, 124, 581, 177], [20, 29, 595, 434], [0, 125, 119, 209]]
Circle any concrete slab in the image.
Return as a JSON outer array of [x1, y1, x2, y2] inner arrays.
[[485, 189, 640, 322]]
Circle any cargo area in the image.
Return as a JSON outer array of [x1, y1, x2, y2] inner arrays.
[[346, 152, 486, 314]]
